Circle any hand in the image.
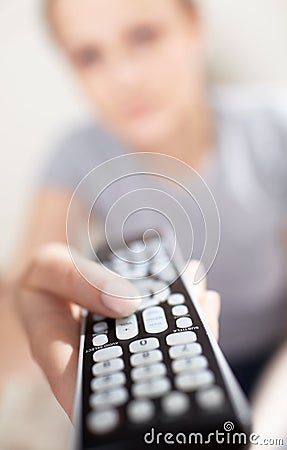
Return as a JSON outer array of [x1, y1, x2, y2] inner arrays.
[[15, 243, 221, 419]]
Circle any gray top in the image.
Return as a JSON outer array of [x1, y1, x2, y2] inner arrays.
[[38, 89, 287, 362]]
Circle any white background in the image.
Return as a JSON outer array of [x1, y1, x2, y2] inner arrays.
[[0, 0, 287, 269]]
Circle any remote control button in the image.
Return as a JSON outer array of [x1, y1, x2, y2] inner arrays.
[[93, 346, 123, 362], [92, 358, 124, 376], [176, 317, 193, 328], [152, 287, 171, 303], [116, 314, 139, 340], [172, 356, 208, 374], [92, 334, 108, 347], [161, 391, 190, 416], [93, 321, 108, 334], [131, 363, 167, 382], [168, 293, 185, 306], [86, 409, 119, 434], [130, 349, 163, 367], [169, 343, 202, 359], [93, 314, 106, 322], [196, 386, 226, 411], [175, 370, 215, 392], [172, 305, 189, 317], [142, 306, 168, 334], [91, 372, 126, 391], [132, 377, 171, 399], [137, 296, 160, 311], [90, 387, 128, 408], [129, 338, 160, 353], [127, 399, 155, 424], [166, 331, 197, 346]]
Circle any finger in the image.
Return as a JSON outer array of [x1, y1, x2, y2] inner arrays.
[[198, 290, 221, 340], [20, 243, 141, 318], [185, 260, 207, 296], [17, 287, 80, 418]]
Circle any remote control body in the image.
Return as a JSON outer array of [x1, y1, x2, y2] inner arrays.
[[72, 236, 251, 450]]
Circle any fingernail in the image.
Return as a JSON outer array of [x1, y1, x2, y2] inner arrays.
[[101, 280, 142, 316]]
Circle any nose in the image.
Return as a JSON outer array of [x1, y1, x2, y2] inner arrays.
[[106, 53, 143, 91]]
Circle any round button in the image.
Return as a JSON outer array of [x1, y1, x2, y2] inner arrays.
[[176, 317, 193, 328], [93, 321, 108, 333], [172, 305, 189, 317], [162, 391, 190, 416], [93, 334, 108, 347], [127, 399, 155, 423], [196, 386, 225, 411], [86, 409, 119, 434]]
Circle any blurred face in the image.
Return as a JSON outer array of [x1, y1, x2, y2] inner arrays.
[[52, 0, 205, 149]]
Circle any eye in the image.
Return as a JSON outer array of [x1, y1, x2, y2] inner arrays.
[[73, 47, 102, 68]]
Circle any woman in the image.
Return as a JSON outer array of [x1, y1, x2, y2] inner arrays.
[[15, 0, 286, 419]]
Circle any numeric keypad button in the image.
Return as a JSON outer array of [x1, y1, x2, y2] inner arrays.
[[87, 409, 119, 434], [127, 399, 155, 424], [175, 370, 215, 392], [91, 372, 126, 391], [161, 391, 190, 416], [172, 356, 208, 374], [90, 387, 128, 408], [130, 349, 163, 367], [116, 314, 139, 340], [132, 377, 171, 399], [169, 343, 202, 359], [131, 363, 166, 382], [176, 317, 193, 328], [129, 338, 160, 353], [196, 386, 226, 411], [92, 358, 124, 376]]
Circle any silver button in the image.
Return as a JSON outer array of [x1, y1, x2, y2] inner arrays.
[[93, 346, 123, 362], [168, 293, 185, 306], [176, 317, 193, 328], [90, 387, 128, 408], [115, 314, 139, 340], [93, 314, 106, 322], [142, 306, 168, 334], [169, 343, 202, 359], [130, 349, 163, 367], [175, 370, 215, 392], [132, 377, 171, 398], [127, 399, 155, 423], [172, 356, 208, 374], [91, 372, 126, 391], [196, 386, 226, 411], [161, 391, 190, 416], [131, 363, 167, 382], [93, 321, 108, 334], [172, 305, 189, 316], [129, 338, 160, 353], [166, 331, 197, 346], [92, 334, 108, 347], [86, 409, 119, 434], [92, 358, 124, 376]]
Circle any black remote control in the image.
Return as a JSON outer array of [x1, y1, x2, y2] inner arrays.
[[72, 235, 251, 450]]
